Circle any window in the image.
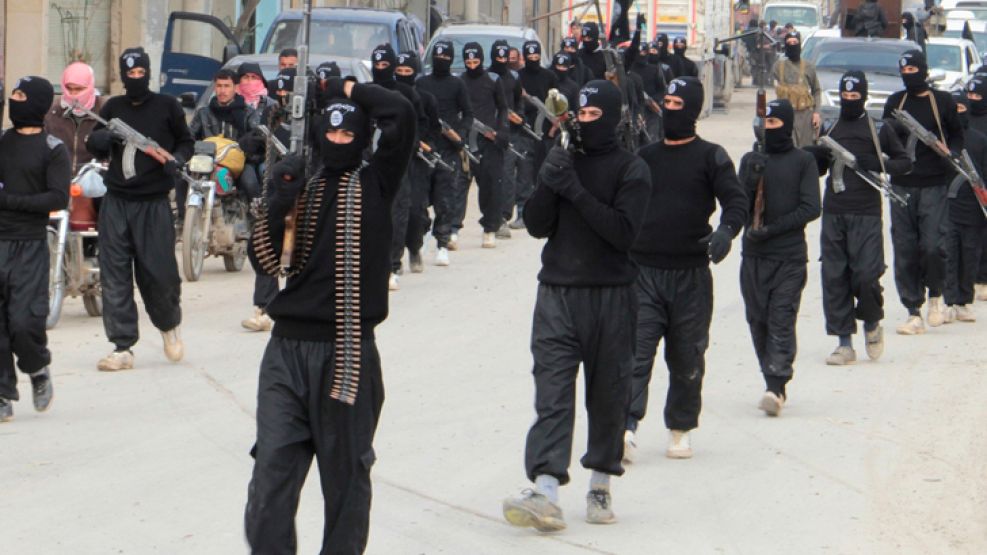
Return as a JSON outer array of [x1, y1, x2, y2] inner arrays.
[[926, 44, 962, 71], [265, 20, 392, 60]]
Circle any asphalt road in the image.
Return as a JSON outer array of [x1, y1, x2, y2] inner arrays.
[[3, 87, 986, 554]]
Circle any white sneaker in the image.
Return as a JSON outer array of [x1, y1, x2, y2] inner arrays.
[[825, 345, 857, 366], [896, 315, 926, 335], [864, 326, 884, 361], [482, 232, 496, 249], [435, 247, 450, 267], [943, 306, 957, 324], [447, 233, 459, 251], [976, 284, 987, 302], [666, 430, 692, 459], [161, 327, 184, 362], [758, 391, 784, 417], [927, 297, 945, 327], [955, 305, 976, 322], [241, 307, 273, 332], [97, 350, 134, 372], [622, 430, 637, 464], [388, 273, 400, 291]]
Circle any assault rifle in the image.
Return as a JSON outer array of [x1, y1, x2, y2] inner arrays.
[[508, 109, 542, 141], [69, 103, 183, 181], [523, 94, 558, 136], [818, 135, 910, 207], [281, 0, 314, 272], [418, 141, 455, 172], [751, 87, 768, 229], [470, 119, 526, 159], [439, 118, 480, 164], [255, 124, 288, 156]]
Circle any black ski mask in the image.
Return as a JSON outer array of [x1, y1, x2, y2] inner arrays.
[[839, 70, 868, 121], [902, 12, 915, 31], [119, 47, 151, 102], [952, 89, 971, 129], [432, 40, 454, 77], [396, 52, 420, 86], [463, 42, 485, 77], [371, 43, 397, 84], [316, 61, 341, 82], [764, 99, 794, 153], [562, 37, 579, 53], [656, 34, 671, 61], [784, 32, 801, 62], [899, 50, 929, 94], [575, 79, 621, 154], [273, 68, 296, 108], [968, 77, 987, 116], [582, 23, 600, 52], [490, 40, 511, 73], [663, 77, 704, 140], [647, 41, 660, 64], [317, 100, 370, 173], [523, 41, 542, 73], [8, 76, 54, 129], [673, 37, 688, 57], [552, 52, 574, 81]]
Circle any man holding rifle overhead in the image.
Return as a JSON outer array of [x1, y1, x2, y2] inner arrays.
[[85, 47, 193, 372]]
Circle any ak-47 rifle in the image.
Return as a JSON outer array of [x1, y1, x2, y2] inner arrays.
[[508, 109, 542, 140], [470, 119, 526, 159], [439, 118, 481, 164], [523, 94, 559, 136], [591, 0, 637, 151], [893, 109, 987, 218], [751, 87, 768, 230], [419, 140, 455, 172], [818, 135, 910, 207]]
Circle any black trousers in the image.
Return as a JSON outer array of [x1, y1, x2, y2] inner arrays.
[[945, 221, 985, 306], [627, 266, 713, 433], [431, 145, 461, 248], [821, 213, 885, 336], [740, 257, 807, 383], [502, 132, 534, 222], [0, 240, 51, 401], [390, 172, 412, 273], [245, 335, 384, 555], [514, 135, 544, 221], [98, 194, 182, 350], [890, 184, 948, 309], [405, 158, 430, 256], [524, 284, 636, 485]]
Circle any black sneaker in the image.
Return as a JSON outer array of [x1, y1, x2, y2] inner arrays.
[[0, 398, 12, 422], [31, 368, 53, 412]]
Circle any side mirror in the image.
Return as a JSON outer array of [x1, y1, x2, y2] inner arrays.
[[928, 69, 947, 82], [179, 91, 198, 109], [222, 44, 241, 64]]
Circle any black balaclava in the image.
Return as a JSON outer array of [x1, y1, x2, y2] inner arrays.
[[490, 40, 510, 74], [8, 76, 54, 128], [317, 61, 341, 82], [839, 70, 868, 121], [582, 22, 600, 52], [647, 41, 660, 64], [273, 68, 296, 107], [663, 76, 704, 140], [432, 40, 454, 77], [463, 42, 485, 78], [673, 37, 688, 57], [562, 37, 579, 53], [631, 42, 649, 67], [764, 99, 794, 153], [952, 89, 971, 129], [396, 51, 420, 86], [317, 99, 371, 173], [899, 49, 929, 94], [656, 33, 671, 61], [575, 79, 621, 154], [968, 77, 987, 116], [523, 41, 542, 73], [552, 52, 574, 82], [119, 47, 151, 101], [371, 43, 397, 84], [784, 31, 801, 62], [902, 12, 915, 31]]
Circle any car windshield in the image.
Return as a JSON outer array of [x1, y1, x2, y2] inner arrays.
[[814, 43, 912, 75], [926, 44, 963, 71], [763, 6, 817, 27], [264, 20, 392, 59], [942, 30, 987, 53]]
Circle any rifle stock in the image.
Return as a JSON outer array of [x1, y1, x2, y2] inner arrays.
[[751, 89, 768, 230]]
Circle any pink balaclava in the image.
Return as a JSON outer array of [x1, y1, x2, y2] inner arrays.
[[60, 62, 96, 115]]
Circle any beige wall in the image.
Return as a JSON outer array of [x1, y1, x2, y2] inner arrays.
[[4, 0, 49, 107]]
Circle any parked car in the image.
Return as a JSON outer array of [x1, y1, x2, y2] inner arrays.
[[941, 17, 987, 61], [161, 7, 423, 99], [423, 23, 542, 74], [925, 37, 981, 90], [761, 1, 822, 36], [801, 27, 841, 63]]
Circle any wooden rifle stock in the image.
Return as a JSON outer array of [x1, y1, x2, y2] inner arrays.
[[508, 111, 524, 125], [752, 88, 768, 231], [280, 173, 299, 269]]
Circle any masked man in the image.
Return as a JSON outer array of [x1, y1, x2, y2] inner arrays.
[[772, 31, 821, 147]]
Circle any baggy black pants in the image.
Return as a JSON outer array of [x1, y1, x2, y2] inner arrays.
[[500, 129, 522, 222], [890, 184, 948, 309], [513, 134, 544, 222], [740, 257, 807, 384], [390, 172, 412, 273], [451, 140, 503, 233], [405, 158, 430, 256], [627, 266, 713, 433], [0, 240, 51, 401], [245, 335, 384, 555], [98, 194, 182, 350], [945, 222, 985, 306], [524, 284, 636, 485], [821, 213, 885, 336], [979, 232, 987, 284], [431, 145, 462, 248]]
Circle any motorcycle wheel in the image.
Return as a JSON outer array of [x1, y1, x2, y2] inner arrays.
[[223, 199, 249, 272], [46, 227, 65, 330], [83, 291, 102, 317], [223, 249, 246, 272], [182, 205, 207, 282]]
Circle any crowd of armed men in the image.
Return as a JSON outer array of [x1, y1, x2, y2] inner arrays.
[[2, 8, 987, 553]]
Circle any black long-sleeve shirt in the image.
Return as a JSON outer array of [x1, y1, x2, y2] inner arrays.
[[738, 146, 821, 262], [86, 92, 193, 201], [525, 146, 651, 286], [415, 74, 473, 151], [823, 115, 912, 216], [462, 69, 507, 139], [415, 87, 442, 144], [578, 48, 606, 83], [949, 126, 987, 226], [0, 131, 71, 240], [632, 138, 748, 268], [882, 89, 963, 187], [519, 66, 559, 133], [250, 83, 416, 341]]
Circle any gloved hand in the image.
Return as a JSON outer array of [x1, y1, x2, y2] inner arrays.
[[87, 129, 114, 154], [745, 151, 769, 188], [636, 12, 647, 30], [802, 144, 833, 177], [699, 225, 734, 264], [495, 130, 510, 149], [856, 153, 882, 172], [323, 76, 347, 101], [163, 155, 185, 178], [271, 155, 305, 198], [539, 146, 575, 191], [745, 225, 773, 243]]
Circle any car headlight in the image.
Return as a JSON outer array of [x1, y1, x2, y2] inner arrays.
[[188, 154, 215, 174]]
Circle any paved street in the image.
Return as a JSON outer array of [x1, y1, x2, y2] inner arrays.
[[3, 87, 987, 554]]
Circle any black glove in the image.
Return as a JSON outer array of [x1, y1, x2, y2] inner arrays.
[[539, 146, 574, 188], [87, 129, 113, 155], [271, 155, 305, 199], [745, 152, 769, 188], [699, 225, 734, 264], [856, 153, 882, 172], [802, 144, 832, 177], [745, 225, 773, 243], [323, 77, 347, 101], [495, 130, 510, 149], [163, 155, 185, 178]]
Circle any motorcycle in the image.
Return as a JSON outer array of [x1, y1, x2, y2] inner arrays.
[[181, 140, 250, 282], [47, 160, 106, 329]]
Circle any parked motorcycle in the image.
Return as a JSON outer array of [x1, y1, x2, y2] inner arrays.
[[181, 140, 249, 282]]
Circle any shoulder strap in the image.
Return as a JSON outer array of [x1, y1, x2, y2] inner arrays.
[[928, 93, 947, 143], [866, 116, 887, 175]]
